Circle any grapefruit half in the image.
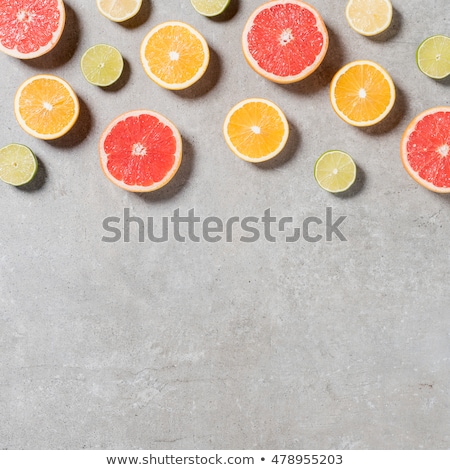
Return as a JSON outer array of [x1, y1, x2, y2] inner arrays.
[[0, 0, 66, 59], [400, 107, 450, 193], [242, 0, 329, 84], [99, 110, 182, 192]]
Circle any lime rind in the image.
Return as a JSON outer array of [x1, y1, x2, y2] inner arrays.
[[81, 44, 124, 87], [190, 0, 230, 17], [0, 144, 38, 186], [314, 150, 357, 193], [416, 35, 450, 79]]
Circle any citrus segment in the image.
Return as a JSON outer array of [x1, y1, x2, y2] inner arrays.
[[314, 150, 356, 193], [223, 98, 289, 162], [140, 21, 209, 90], [96, 0, 142, 22], [400, 107, 450, 193], [330, 60, 395, 127], [14, 74, 79, 140], [81, 44, 124, 87], [416, 35, 450, 80], [0, 0, 65, 59], [0, 144, 37, 186], [242, 0, 328, 84], [345, 0, 392, 37], [99, 110, 182, 192], [190, 0, 230, 17]]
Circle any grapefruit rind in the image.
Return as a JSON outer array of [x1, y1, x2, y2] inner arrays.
[[99, 110, 183, 193], [345, 0, 393, 37], [330, 60, 396, 127], [14, 74, 80, 140], [0, 0, 66, 59], [242, 0, 329, 84], [400, 107, 450, 194], [223, 98, 290, 163], [140, 21, 210, 91]]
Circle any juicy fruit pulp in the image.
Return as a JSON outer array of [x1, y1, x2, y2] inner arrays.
[[314, 150, 356, 193], [81, 44, 124, 87], [345, 0, 393, 37], [401, 107, 450, 193], [330, 60, 395, 127], [0, 0, 65, 59], [14, 74, 79, 140], [242, 0, 329, 84], [223, 98, 289, 162], [140, 21, 210, 90], [96, 0, 142, 22], [416, 35, 450, 80], [99, 110, 182, 192], [190, 0, 231, 17], [0, 144, 38, 186]]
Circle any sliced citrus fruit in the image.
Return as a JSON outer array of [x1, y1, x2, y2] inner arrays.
[[140, 21, 210, 90], [400, 107, 450, 193], [314, 150, 356, 193], [0, 144, 37, 186], [345, 0, 393, 37], [330, 60, 396, 127], [190, 0, 230, 17], [96, 0, 142, 22], [416, 35, 450, 80], [242, 0, 328, 84], [99, 110, 182, 192], [223, 98, 289, 163], [0, 0, 65, 59], [14, 74, 79, 140], [81, 44, 124, 87]]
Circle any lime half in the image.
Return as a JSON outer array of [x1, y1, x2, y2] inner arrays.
[[81, 44, 124, 87], [0, 144, 38, 186], [416, 35, 450, 79], [190, 0, 230, 17], [314, 150, 356, 193]]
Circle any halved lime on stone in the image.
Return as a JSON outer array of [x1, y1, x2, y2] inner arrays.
[[416, 35, 450, 79], [81, 44, 124, 87], [190, 0, 230, 17], [314, 150, 356, 193], [0, 144, 38, 186]]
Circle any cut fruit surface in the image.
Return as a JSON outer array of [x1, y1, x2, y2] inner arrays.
[[345, 0, 392, 37], [140, 21, 209, 90], [0, 0, 65, 59], [14, 74, 79, 140], [0, 144, 37, 186], [223, 98, 289, 163], [99, 110, 182, 192], [242, 0, 328, 84], [314, 150, 356, 193], [416, 35, 450, 80], [81, 44, 124, 87], [330, 60, 395, 127], [96, 0, 142, 22], [190, 0, 230, 17], [400, 107, 450, 193]]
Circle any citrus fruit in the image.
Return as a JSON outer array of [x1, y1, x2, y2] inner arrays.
[[81, 44, 124, 87], [96, 0, 142, 22], [223, 98, 289, 163], [416, 35, 450, 80], [140, 21, 210, 90], [242, 0, 329, 84], [345, 0, 393, 37], [99, 110, 182, 192], [330, 60, 396, 127], [0, 0, 65, 59], [314, 150, 356, 193], [190, 0, 231, 17], [14, 74, 79, 140], [0, 144, 38, 186], [400, 107, 450, 193]]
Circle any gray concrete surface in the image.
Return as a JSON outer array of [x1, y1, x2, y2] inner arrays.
[[1, 0, 450, 450]]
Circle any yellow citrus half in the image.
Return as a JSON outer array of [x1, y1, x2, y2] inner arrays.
[[96, 0, 142, 22], [345, 0, 393, 37]]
